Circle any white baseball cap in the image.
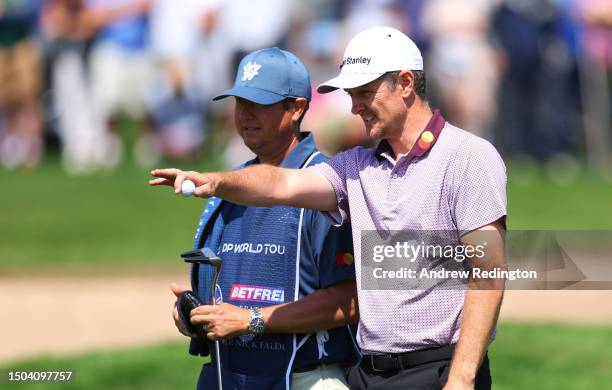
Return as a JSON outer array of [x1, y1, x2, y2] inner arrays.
[[317, 26, 423, 94]]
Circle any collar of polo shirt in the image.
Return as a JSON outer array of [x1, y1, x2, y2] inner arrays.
[[375, 109, 446, 160]]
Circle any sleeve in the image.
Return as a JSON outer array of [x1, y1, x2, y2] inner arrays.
[[449, 137, 507, 234], [308, 149, 352, 226], [303, 209, 355, 290]]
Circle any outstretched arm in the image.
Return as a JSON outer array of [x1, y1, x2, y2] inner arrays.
[[149, 165, 338, 212]]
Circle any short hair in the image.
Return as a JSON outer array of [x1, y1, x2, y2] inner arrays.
[[282, 98, 309, 129], [384, 70, 427, 101]]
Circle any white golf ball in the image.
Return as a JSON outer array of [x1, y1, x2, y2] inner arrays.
[[181, 180, 196, 197]]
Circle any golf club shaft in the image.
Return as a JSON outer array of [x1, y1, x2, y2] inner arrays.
[[211, 264, 223, 390], [215, 340, 222, 390]]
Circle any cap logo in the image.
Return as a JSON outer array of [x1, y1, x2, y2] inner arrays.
[[340, 56, 371, 68], [242, 61, 262, 81]]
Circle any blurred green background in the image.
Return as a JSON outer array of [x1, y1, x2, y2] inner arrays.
[[0, 157, 220, 272]]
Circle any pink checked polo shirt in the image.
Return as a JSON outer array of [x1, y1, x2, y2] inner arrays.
[[311, 110, 507, 354]]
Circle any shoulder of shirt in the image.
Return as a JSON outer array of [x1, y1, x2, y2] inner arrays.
[[328, 145, 375, 161]]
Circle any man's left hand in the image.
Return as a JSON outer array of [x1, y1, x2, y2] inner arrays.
[[190, 303, 251, 340]]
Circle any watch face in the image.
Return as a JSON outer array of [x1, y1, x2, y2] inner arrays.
[[252, 320, 264, 334], [249, 308, 265, 334]]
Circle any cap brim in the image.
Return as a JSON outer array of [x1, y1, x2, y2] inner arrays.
[[212, 86, 285, 105], [316, 72, 383, 94]]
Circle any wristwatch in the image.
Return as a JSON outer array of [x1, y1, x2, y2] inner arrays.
[[248, 307, 265, 335]]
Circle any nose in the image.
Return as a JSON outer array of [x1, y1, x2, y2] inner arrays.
[[351, 97, 364, 116]]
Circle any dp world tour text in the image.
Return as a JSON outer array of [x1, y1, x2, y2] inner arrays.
[[221, 242, 286, 255]]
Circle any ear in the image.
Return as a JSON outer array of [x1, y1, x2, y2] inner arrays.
[[291, 97, 308, 122], [398, 70, 414, 99]]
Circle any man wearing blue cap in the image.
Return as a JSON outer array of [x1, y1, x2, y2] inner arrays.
[[167, 47, 359, 390]]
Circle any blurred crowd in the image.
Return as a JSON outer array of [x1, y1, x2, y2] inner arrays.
[[0, 0, 610, 174]]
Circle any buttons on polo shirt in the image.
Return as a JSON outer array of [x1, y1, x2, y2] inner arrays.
[[421, 131, 434, 143], [390, 163, 408, 179]]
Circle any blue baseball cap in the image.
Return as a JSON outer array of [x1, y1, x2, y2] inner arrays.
[[213, 47, 312, 105]]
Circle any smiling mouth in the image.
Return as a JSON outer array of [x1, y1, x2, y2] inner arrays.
[[243, 127, 261, 132]]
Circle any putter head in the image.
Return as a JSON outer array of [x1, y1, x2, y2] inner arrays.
[[181, 247, 223, 267]]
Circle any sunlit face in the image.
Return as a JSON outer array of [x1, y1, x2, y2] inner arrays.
[[345, 75, 407, 140], [233, 98, 296, 159]]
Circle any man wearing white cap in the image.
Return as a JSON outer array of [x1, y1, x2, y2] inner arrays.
[[152, 26, 507, 390]]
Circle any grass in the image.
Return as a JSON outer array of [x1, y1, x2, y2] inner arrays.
[[1, 158, 611, 271], [2, 341, 207, 389], [2, 323, 610, 389], [489, 323, 612, 390], [506, 167, 612, 229], [0, 158, 219, 271]]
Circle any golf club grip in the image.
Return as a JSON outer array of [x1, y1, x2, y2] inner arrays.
[[178, 291, 210, 344]]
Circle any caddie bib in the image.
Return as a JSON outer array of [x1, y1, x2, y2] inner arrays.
[[191, 134, 323, 389], [197, 199, 304, 390]]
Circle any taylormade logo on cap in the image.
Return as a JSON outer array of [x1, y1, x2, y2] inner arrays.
[[317, 26, 423, 93]]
